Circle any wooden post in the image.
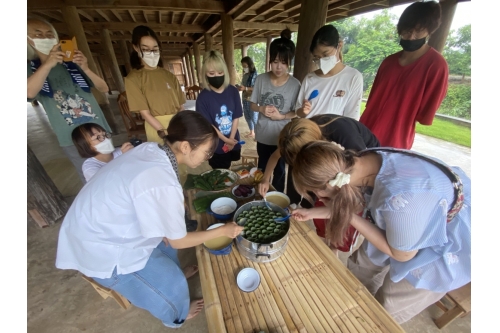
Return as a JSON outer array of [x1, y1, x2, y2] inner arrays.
[[265, 35, 273, 72], [182, 56, 190, 87], [187, 48, 198, 86], [27, 145, 68, 228], [61, 6, 118, 133], [119, 40, 132, 75], [193, 41, 202, 84], [205, 33, 213, 52], [428, 0, 458, 53], [241, 45, 248, 58], [101, 29, 125, 92], [185, 54, 193, 87], [293, 0, 328, 83], [221, 13, 237, 85]]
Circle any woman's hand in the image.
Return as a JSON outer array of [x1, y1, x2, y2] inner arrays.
[[72, 50, 89, 71], [264, 105, 279, 118], [46, 43, 64, 68], [269, 112, 286, 121], [258, 180, 270, 197], [238, 85, 245, 92], [222, 222, 245, 238], [120, 142, 134, 154], [291, 208, 315, 221], [301, 100, 312, 116]]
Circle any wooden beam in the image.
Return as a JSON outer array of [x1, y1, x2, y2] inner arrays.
[[34, 10, 64, 22], [294, 0, 328, 83], [241, 44, 248, 57], [428, 0, 458, 53], [213, 37, 267, 43], [95, 9, 111, 22], [221, 13, 237, 85], [265, 35, 272, 72], [101, 28, 125, 92], [249, 1, 281, 22], [158, 11, 162, 23], [128, 10, 136, 22], [231, 0, 256, 20], [27, 0, 225, 13], [119, 40, 132, 74], [78, 9, 94, 22], [191, 12, 200, 24], [143, 10, 149, 23], [193, 41, 202, 83], [233, 21, 298, 31], [204, 33, 213, 52], [86, 35, 193, 42], [52, 22, 205, 33], [111, 9, 122, 22]]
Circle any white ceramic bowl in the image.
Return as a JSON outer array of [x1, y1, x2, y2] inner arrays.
[[237, 267, 260, 292], [265, 191, 291, 209]]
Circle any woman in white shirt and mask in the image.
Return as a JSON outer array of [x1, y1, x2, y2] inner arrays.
[[56, 111, 244, 328], [71, 123, 134, 182], [295, 25, 363, 120]]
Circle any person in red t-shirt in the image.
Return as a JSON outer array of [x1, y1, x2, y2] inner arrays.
[[359, 1, 448, 149]]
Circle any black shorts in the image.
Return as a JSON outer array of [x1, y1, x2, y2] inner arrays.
[[208, 149, 241, 169]]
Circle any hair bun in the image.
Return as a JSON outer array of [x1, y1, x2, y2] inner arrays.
[[280, 28, 292, 40]]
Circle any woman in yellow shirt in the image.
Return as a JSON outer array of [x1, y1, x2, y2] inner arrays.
[[125, 25, 186, 144]]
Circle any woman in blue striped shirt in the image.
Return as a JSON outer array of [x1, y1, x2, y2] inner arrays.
[[290, 141, 471, 324]]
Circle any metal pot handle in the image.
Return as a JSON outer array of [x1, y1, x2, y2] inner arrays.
[[256, 253, 271, 259]]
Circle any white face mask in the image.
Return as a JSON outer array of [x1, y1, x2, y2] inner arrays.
[[243, 68, 249, 73], [28, 36, 58, 55], [319, 49, 340, 75], [140, 52, 160, 68], [94, 138, 115, 154]]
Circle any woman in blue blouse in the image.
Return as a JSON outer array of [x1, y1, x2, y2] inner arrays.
[[238, 56, 258, 139], [290, 141, 471, 324]]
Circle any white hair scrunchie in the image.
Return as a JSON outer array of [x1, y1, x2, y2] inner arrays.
[[328, 172, 351, 188]]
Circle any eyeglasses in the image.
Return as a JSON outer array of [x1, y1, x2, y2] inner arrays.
[[91, 132, 111, 142], [193, 144, 214, 161], [141, 49, 161, 56], [400, 28, 427, 39]]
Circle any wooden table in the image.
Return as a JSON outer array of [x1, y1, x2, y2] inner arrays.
[[186, 189, 404, 333]]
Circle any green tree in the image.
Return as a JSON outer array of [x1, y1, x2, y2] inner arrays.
[[332, 10, 401, 92], [443, 24, 471, 80]]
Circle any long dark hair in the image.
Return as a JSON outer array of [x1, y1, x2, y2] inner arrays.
[[157, 112, 218, 153], [269, 28, 295, 66], [241, 56, 256, 73], [71, 123, 107, 158], [310, 25, 340, 53], [130, 25, 164, 70]]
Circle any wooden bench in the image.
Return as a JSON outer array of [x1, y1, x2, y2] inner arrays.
[[82, 275, 132, 310], [241, 149, 259, 167], [433, 282, 471, 329]]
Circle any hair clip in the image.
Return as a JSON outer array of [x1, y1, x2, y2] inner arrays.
[[328, 172, 350, 188]]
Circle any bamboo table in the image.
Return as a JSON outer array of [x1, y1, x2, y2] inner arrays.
[[186, 189, 404, 333]]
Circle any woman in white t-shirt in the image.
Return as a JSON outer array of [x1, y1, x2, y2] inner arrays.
[[71, 123, 134, 182], [295, 24, 363, 120], [56, 112, 244, 328]]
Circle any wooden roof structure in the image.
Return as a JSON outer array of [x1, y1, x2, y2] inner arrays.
[[27, 0, 425, 58]]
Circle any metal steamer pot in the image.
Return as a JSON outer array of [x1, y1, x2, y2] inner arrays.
[[234, 201, 290, 263]]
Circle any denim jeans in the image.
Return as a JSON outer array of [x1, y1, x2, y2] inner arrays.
[[93, 241, 190, 328], [242, 100, 258, 131]]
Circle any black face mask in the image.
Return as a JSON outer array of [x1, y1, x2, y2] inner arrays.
[[399, 36, 427, 52], [207, 75, 225, 89]]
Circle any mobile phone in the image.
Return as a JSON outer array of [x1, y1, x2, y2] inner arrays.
[[60, 37, 78, 62], [130, 138, 143, 147]]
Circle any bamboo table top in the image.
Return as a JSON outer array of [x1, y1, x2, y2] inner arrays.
[[186, 189, 404, 333]]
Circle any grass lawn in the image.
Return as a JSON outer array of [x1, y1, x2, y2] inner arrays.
[[360, 102, 471, 148]]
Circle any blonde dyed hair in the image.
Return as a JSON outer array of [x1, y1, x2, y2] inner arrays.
[[292, 141, 364, 247], [278, 118, 324, 165], [200, 50, 230, 91], [27, 17, 59, 61]]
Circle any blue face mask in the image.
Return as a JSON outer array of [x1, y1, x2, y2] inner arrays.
[[400, 37, 426, 52]]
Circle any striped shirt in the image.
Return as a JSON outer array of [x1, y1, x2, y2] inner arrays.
[[363, 152, 471, 293]]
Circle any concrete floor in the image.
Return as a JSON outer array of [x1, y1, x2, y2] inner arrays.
[[27, 94, 471, 333]]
